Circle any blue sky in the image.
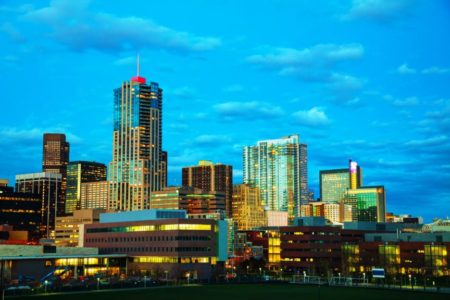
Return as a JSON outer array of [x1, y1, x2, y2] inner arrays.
[[0, 0, 449, 222]]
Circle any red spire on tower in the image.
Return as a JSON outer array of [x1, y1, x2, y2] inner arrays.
[[131, 53, 146, 84]]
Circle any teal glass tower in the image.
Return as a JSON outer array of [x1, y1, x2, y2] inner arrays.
[[243, 134, 308, 218], [108, 61, 165, 211]]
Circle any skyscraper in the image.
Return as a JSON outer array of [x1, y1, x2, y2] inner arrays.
[[42, 133, 69, 212], [65, 161, 107, 214], [232, 184, 266, 230], [320, 159, 362, 203], [182, 160, 233, 217], [15, 172, 62, 238], [108, 63, 165, 211], [243, 134, 308, 219], [343, 186, 386, 222]]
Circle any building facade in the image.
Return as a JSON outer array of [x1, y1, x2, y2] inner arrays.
[[83, 210, 228, 280], [344, 186, 386, 222], [0, 185, 41, 240], [55, 208, 104, 247], [15, 172, 62, 238], [243, 135, 307, 219], [42, 133, 69, 211], [108, 71, 165, 211], [320, 160, 362, 204], [150, 186, 226, 214], [232, 184, 266, 230], [182, 161, 232, 218], [65, 161, 107, 214], [80, 181, 109, 210]]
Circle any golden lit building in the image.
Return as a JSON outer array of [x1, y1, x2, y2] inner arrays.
[[80, 181, 109, 209], [55, 208, 105, 247], [232, 184, 266, 230]]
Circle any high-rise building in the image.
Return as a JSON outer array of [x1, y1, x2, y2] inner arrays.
[[15, 172, 62, 238], [65, 161, 107, 214], [108, 64, 166, 211], [232, 184, 266, 230], [182, 160, 232, 217], [0, 185, 41, 240], [42, 133, 69, 212], [320, 159, 362, 204], [243, 134, 307, 219], [80, 181, 109, 209], [343, 186, 386, 222], [150, 186, 226, 214], [161, 151, 168, 190]]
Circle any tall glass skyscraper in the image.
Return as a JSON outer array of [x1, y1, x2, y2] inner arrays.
[[108, 67, 165, 211], [243, 134, 308, 218], [320, 160, 362, 204]]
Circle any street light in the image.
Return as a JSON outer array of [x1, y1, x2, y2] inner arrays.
[[96, 277, 100, 290], [303, 271, 307, 283], [144, 275, 147, 288], [44, 280, 48, 293], [363, 272, 366, 285], [186, 273, 190, 285], [409, 274, 412, 289], [164, 270, 169, 286], [338, 272, 341, 284]]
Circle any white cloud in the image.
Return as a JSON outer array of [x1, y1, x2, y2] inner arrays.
[[343, 0, 414, 23], [292, 107, 330, 127], [397, 63, 416, 75], [422, 66, 450, 75], [214, 101, 284, 120], [23, 0, 221, 53]]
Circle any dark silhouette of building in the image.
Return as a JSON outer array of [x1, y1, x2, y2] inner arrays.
[[0, 185, 41, 240], [42, 133, 69, 214]]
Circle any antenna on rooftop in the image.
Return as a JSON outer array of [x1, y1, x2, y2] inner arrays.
[[137, 53, 140, 77]]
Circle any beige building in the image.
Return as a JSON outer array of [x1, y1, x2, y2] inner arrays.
[[55, 209, 105, 247], [80, 181, 109, 209], [232, 184, 266, 230]]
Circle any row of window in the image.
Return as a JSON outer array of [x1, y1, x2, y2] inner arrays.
[[100, 246, 211, 253], [86, 235, 211, 243]]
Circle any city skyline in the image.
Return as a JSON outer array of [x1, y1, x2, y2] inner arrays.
[[1, 0, 449, 222]]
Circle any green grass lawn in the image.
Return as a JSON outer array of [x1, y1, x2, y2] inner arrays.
[[10, 284, 450, 300]]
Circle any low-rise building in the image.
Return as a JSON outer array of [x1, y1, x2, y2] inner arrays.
[[83, 209, 228, 280]]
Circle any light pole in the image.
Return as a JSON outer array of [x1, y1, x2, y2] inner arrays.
[[44, 280, 48, 293], [338, 273, 341, 285], [144, 275, 147, 288], [409, 274, 412, 289], [362, 272, 366, 286], [96, 277, 100, 290], [164, 270, 168, 286], [303, 271, 307, 283]]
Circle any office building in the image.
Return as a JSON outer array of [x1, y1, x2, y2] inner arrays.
[[15, 172, 62, 238], [83, 209, 228, 280], [65, 161, 107, 214], [343, 186, 386, 222], [42, 133, 69, 210], [80, 181, 109, 209], [0, 185, 41, 239], [320, 160, 362, 204], [243, 135, 308, 218], [108, 66, 165, 211], [55, 208, 104, 247], [232, 184, 266, 230], [150, 186, 226, 214], [182, 160, 232, 217]]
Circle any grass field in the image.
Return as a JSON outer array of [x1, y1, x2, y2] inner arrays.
[[10, 284, 450, 300]]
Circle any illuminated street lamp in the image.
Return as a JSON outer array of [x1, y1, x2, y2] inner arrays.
[[96, 277, 100, 290], [409, 274, 412, 289], [164, 270, 169, 285], [44, 280, 48, 293], [144, 275, 147, 288], [186, 272, 191, 285]]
